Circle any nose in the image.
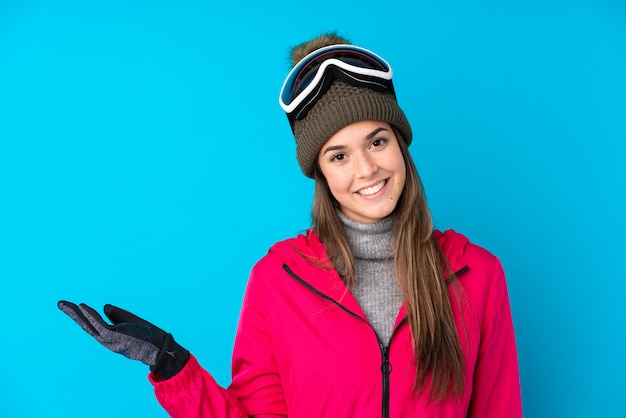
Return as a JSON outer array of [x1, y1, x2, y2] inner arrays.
[[354, 152, 377, 178]]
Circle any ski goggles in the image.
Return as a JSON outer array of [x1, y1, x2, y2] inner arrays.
[[279, 44, 395, 121]]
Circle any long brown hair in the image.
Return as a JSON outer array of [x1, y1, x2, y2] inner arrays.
[[311, 129, 465, 402]]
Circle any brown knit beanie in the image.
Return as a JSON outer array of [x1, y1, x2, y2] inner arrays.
[[286, 34, 412, 178]]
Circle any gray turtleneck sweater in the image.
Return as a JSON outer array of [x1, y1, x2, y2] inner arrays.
[[339, 212, 404, 345]]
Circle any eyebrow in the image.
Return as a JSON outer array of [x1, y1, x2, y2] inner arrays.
[[322, 127, 390, 156], [366, 127, 389, 140]]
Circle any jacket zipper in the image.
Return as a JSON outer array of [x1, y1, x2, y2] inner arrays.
[[381, 341, 391, 418], [282, 263, 468, 418], [283, 264, 399, 418], [382, 317, 407, 418]]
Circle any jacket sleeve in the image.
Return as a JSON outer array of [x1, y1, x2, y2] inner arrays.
[[227, 260, 288, 416], [150, 355, 249, 418], [467, 258, 523, 417], [149, 259, 288, 417]]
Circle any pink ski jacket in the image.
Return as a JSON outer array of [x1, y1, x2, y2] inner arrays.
[[150, 229, 522, 417]]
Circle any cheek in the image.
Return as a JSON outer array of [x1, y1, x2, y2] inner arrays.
[[323, 169, 351, 198], [326, 177, 346, 197], [397, 165, 407, 188], [395, 157, 407, 187], [396, 174, 406, 194], [387, 155, 406, 190]]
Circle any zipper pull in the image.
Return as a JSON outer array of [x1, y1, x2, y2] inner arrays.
[[381, 345, 392, 375]]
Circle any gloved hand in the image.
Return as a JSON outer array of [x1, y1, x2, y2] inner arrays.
[[58, 301, 189, 379]]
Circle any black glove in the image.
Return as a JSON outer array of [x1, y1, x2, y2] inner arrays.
[[58, 301, 189, 379]]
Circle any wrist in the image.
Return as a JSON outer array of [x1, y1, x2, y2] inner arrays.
[[149, 333, 190, 380]]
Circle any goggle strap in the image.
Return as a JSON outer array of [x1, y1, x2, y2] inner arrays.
[[290, 66, 395, 121]]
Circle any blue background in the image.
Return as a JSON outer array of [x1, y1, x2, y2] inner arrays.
[[1, 0, 625, 417]]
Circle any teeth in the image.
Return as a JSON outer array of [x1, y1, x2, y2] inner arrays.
[[358, 180, 386, 196]]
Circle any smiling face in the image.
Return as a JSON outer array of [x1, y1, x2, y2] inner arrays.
[[317, 120, 407, 224]]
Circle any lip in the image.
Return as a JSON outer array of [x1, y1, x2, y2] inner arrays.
[[355, 179, 389, 198]]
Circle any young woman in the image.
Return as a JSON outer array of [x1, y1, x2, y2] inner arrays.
[[59, 33, 522, 417]]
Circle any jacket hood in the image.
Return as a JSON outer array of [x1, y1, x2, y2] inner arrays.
[[433, 229, 470, 275]]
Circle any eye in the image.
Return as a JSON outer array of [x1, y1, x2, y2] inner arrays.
[[371, 138, 387, 148], [330, 153, 346, 162]]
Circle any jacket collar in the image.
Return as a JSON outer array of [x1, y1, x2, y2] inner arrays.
[[273, 228, 471, 324]]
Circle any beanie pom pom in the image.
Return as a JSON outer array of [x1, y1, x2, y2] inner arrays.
[[289, 32, 351, 66]]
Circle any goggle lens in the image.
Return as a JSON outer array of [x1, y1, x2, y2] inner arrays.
[[290, 49, 389, 100], [279, 45, 393, 118]]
